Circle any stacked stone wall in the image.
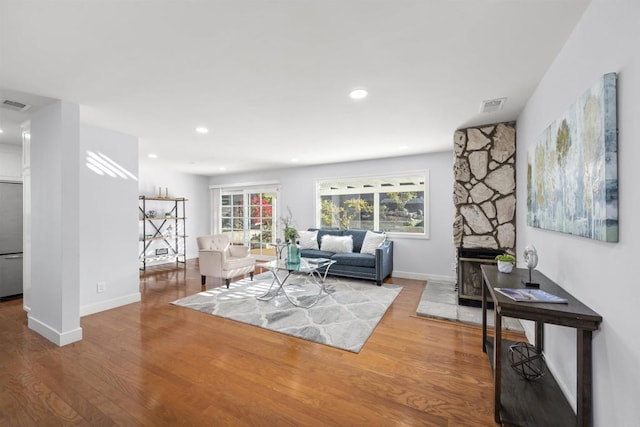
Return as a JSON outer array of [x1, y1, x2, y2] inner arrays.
[[453, 122, 516, 254]]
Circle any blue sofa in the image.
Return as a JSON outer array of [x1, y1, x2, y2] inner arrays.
[[300, 228, 393, 286]]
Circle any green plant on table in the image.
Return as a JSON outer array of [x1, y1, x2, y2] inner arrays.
[[280, 207, 298, 242], [495, 254, 516, 264]]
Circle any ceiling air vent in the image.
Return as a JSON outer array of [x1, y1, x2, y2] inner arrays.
[[480, 97, 506, 113], [0, 99, 32, 112]]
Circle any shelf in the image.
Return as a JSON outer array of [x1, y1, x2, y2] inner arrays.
[[140, 254, 186, 262], [139, 196, 188, 202], [139, 217, 186, 221], [485, 337, 576, 426], [139, 196, 187, 270], [140, 235, 188, 242]]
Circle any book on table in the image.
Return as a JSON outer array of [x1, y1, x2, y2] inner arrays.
[[494, 288, 568, 303]]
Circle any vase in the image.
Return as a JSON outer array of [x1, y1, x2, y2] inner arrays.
[[497, 260, 514, 273], [287, 242, 301, 265]]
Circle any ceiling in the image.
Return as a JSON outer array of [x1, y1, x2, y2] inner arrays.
[[0, 0, 590, 176]]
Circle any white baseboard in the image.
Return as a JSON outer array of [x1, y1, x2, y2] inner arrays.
[[392, 270, 456, 283], [80, 292, 141, 317], [28, 315, 83, 346]]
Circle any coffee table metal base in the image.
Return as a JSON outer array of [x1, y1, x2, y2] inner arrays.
[[257, 264, 332, 309]]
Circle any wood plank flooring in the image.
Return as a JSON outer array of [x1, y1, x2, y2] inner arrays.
[[0, 260, 524, 426]]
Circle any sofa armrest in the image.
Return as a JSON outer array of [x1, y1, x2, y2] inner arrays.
[[374, 240, 393, 285]]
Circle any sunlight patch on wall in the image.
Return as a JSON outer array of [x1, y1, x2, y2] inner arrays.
[[85, 151, 138, 181]]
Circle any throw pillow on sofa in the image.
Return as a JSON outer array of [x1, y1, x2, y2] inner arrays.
[[298, 230, 319, 250], [360, 231, 386, 255], [320, 235, 353, 253]]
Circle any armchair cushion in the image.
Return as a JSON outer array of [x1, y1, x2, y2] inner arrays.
[[229, 245, 250, 257]]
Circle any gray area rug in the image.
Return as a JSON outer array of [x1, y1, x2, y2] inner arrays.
[[416, 280, 523, 332], [172, 272, 402, 353]]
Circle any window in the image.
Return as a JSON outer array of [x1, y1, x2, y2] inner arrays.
[[218, 187, 279, 258], [316, 172, 428, 236]]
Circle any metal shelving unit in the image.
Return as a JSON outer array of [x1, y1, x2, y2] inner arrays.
[[139, 196, 187, 270]]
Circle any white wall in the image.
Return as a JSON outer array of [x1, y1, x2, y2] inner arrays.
[[0, 143, 22, 181], [516, 1, 639, 424], [79, 125, 140, 316], [209, 151, 456, 280], [138, 163, 210, 262], [28, 100, 82, 345]]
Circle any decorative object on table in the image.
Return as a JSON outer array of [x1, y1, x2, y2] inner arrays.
[[171, 273, 402, 353], [165, 225, 174, 239], [165, 187, 169, 198], [526, 73, 618, 242], [280, 206, 298, 242], [495, 287, 568, 304], [522, 244, 539, 287], [495, 254, 515, 273], [155, 248, 169, 256], [286, 241, 301, 266], [146, 210, 157, 218], [508, 342, 545, 381], [164, 212, 171, 218], [157, 186, 163, 198]]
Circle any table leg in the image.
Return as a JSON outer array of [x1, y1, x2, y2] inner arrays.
[[256, 270, 289, 301], [535, 321, 544, 353], [257, 269, 330, 309], [482, 276, 487, 353], [577, 329, 593, 427], [493, 309, 502, 424]]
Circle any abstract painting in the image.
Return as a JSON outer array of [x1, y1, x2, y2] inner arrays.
[[527, 73, 618, 242]]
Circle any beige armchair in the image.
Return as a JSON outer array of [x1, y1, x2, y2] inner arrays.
[[197, 235, 255, 288]]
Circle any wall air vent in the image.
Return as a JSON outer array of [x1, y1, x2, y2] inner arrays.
[[480, 97, 506, 113], [0, 99, 32, 112]]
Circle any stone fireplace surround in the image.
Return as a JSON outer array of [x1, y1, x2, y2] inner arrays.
[[452, 122, 516, 304]]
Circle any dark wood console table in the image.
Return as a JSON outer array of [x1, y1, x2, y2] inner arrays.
[[481, 265, 602, 426]]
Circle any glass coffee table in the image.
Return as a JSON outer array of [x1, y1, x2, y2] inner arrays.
[[256, 257, 336, 308]]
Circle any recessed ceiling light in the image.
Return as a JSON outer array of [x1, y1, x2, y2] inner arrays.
[[399, 145, 409, 150], [349, 89, 368, 100], [195, 126, 209, 134], [219, 167, 226, 171], [148, 153, 158, 159], [291, 158, 299, 163], [0, 129, 4, 134]]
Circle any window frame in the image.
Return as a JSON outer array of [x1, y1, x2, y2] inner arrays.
[[315, 170, 429, 239]]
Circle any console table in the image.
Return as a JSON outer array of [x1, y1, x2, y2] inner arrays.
[[481, 265, 602, 426]]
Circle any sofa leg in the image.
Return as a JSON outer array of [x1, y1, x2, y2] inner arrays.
[[225, 278, 230, 288], [201, 275, 206, 286], [250, 272, 254, 281], [376, 280, 382, 286]]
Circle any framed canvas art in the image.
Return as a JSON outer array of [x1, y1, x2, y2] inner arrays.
[[526, 73, 618, 242]]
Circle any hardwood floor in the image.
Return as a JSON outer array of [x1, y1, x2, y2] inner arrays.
[[0, 260, 524, 426]]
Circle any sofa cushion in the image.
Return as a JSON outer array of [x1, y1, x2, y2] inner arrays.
[[300, 249, 335, 259], [298, 230, 319, 250], [360, 230, 386, 255], [314, 228, 344, 246], [343, 229, 367, 253], [330, 252, 376, 268], [320, 235, 353, 253]]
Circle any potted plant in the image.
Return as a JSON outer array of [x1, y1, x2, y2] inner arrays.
[[284, 226, 298, 243], [280, 207, 299, 243], [495, 254, 516, 273]]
